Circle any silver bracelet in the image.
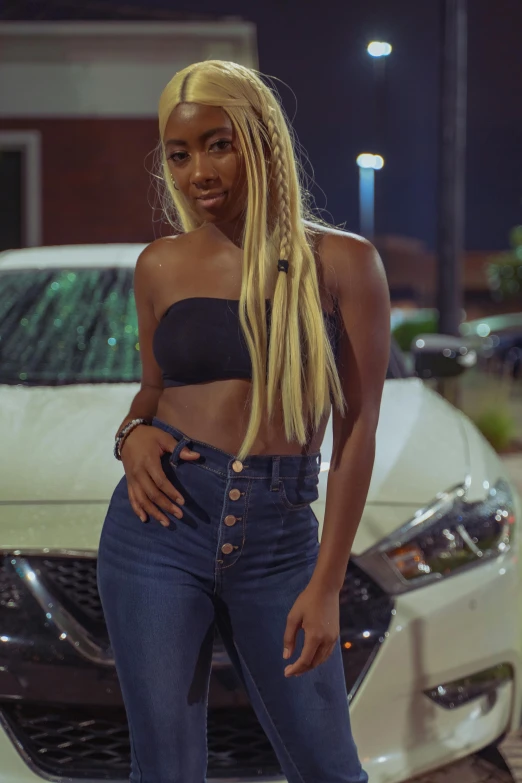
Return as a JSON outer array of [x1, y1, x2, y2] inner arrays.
[[114, 418, 151, 461]]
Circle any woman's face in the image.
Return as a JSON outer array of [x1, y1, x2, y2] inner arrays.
[[163, 103, 246, 225]]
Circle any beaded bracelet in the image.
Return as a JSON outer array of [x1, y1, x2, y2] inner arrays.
[[114, 418, 152, 461]]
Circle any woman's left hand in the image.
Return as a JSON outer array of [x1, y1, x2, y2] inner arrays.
[[282, 582, 340, 677]]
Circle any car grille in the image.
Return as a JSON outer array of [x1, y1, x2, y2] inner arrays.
[[340, 561, 391, 630], [29, 556, 109, 644], [39, 557, 104, 622], [0, 702, 281, 780], [9, 555, 392, 780], [29, 555, 392, 649], [27, 556, 392, 689]]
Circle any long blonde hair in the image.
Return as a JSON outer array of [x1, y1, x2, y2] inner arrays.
[[158, 60, 345, 460]]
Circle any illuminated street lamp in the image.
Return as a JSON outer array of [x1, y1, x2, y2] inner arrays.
[[366, 41, 392, 162], [356, 153, 384, 239], [367, 41, 393, 58]]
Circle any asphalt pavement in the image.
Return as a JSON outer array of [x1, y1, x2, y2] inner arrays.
[[407, 751, 515, 783]]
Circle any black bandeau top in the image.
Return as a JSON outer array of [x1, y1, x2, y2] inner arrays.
[[152, 296, 342, 388]]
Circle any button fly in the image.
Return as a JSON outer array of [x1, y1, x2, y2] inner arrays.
[[221, 543, 234, 555], [229, 489, 241, 501], [224, 515, 237, 527], [232, 460, 243, 473]]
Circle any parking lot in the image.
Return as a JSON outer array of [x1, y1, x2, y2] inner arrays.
[[408, 739, 522, 783], [411, 758, 510, 783]]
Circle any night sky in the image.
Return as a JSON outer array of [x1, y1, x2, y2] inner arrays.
[[11, 0, 522, 251], [162, 0, 522, 251]]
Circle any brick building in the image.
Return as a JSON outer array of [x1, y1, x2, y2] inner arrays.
[[0, 11, 256, 249]]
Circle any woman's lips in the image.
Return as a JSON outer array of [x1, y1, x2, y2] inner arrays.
[[196, 192, 227, 210]]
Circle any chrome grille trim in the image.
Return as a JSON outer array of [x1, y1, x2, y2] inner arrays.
[[10, 557, 114, 666]]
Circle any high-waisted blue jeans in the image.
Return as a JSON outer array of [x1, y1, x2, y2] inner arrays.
[[97, 417, 368, 783]]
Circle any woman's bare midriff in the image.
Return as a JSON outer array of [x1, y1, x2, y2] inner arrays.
[[155, 380, 329, 456], [149, 225, 336, 457]]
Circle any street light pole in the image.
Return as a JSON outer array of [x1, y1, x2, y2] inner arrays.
[[435, 0, 467, 406], [359, 168, 376, 238], [436, 0, 468, 337], [357, 154, 384, 239], [367, 42, 392, 153]]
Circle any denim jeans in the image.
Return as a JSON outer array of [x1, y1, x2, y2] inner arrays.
[[97, 417, 368, 783]]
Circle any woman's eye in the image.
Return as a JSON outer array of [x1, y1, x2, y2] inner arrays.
[[211, 140, 232, 152], [169, 152, 188, 163]]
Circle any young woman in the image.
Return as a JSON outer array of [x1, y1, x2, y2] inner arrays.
[[97, 60, 390, 783]]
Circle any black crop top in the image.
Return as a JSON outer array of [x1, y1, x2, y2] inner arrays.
[[152, 297, 341, 388]]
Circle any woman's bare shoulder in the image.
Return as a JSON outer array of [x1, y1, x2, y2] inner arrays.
[[304, 220, 370, 255], [304, 221, 381, 295], [135, 229, 207, 272]]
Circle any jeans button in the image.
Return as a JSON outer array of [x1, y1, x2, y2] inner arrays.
[[232, 460, 243, 473], [224, 515, 237, 527], [229, 489, 241, 501], [221, 543, 234, 555]]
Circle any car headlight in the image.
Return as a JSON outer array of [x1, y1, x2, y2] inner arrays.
[[357, 479, 515, 594]]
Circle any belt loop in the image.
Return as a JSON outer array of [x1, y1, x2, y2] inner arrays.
[[152, 417, 187, 444], [169, 435, 192, 467], [270, 456, 280, 492]]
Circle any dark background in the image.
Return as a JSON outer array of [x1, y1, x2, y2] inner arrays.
[[5, 0, 522, 251]]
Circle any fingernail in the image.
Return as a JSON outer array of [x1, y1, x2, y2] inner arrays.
[[177, 498, 185, 505], [283, 648, 290, 659]]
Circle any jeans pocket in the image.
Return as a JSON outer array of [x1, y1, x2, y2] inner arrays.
[[278, 473, 319, 510]]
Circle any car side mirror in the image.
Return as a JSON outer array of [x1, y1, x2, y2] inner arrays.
[[412, 333, 477, 379]]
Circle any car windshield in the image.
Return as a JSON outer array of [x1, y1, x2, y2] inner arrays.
[[0, 266, 403, 385], [0, 267, 139, 385]]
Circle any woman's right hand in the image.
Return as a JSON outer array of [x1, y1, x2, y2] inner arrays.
[[120, 425, 200, 527]]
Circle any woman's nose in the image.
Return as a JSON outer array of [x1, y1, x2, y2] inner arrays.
[[191, 152, 217, 185]]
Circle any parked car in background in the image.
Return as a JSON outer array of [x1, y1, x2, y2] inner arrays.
[[461, 313, 522, 378], [0, 245, 521, 783], [392, 307, 522, 378]]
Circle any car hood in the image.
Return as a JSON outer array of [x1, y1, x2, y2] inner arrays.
[[316, 378, 472, 552], [0, 379, 470, 554]]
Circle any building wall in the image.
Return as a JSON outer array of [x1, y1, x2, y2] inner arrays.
[[0, 117, 161, 245], [0, 21, 257, 247], [0, 22, 257, 119], [377, 235, 510, 317]]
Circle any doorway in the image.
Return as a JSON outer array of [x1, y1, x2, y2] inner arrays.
[[0, 131, 41, 251]]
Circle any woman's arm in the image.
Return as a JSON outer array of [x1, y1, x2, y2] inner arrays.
[[283, 233, 390, 676], [116, 240, 200, 524], [311, 234, 391, 591], [115, 245, 166, 438]]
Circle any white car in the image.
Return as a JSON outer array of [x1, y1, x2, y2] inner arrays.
[[0, 244, 520, 783]]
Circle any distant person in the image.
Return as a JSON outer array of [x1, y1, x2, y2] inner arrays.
[[97, 60, 389, 782]]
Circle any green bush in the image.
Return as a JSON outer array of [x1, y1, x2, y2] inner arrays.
[[487, 224, 522, 302], [392, 314, 438, 352], [472, 407, 517, 452]]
